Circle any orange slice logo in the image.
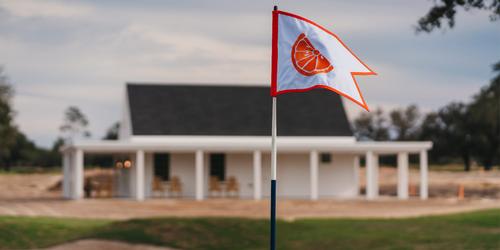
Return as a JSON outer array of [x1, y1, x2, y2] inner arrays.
[[291, 33, 333, 76]]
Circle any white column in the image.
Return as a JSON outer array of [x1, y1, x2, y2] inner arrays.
[[195, 150, 204, 201], [309, 151, 319, 200], [397, 152, 409, 200], [62, 152, 71, 199], [366, 151, 379, 200], [420, 150, 429, 200], [133, 150, 145, 201], [72, 149, 84, 200], [253, 151, 262, 200], [353, 156, 361, 196]]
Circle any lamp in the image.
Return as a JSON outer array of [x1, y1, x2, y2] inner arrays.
[[115, 161, 123, 169], [123, 160, 132, 168]]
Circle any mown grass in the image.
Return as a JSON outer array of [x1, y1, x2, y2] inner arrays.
[[0, 216, 108, 249], [0, 209, 499, 250]]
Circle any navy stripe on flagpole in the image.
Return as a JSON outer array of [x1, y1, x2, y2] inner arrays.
[[270, 179, 277, 250]]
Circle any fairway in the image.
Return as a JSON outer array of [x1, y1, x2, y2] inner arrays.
[[0, 209, 499, 250]]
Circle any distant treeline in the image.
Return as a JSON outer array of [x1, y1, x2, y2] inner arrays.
[[354, 62, 500, 171], [0, 66, 120, 170], [0, 65, 499, 171]]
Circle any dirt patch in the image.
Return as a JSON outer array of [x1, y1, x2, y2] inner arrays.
[[359, 167, 500, 199], [3, 167, 499, 201], [39, 239, 177, 250], [1, 197, 499, 220], [0, 173, 60, 201], [0, 168, 500, 219]]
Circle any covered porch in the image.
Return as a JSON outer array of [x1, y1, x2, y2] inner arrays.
[[60, 137, 432, 201]]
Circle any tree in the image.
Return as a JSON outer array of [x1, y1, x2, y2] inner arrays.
[[421, 102, 474, 171], [390, 104, 421, 141], [419, 112, 446, 163], [0, 67, 18, 171], [353, 108, 390, 141], [416, 0, 499, 33], [103, 122, 120, 140], [467, 63, 500, 170], [9, 132, 36, 167], [59, 106, 91, 143], [418, 1, 500, 169], [52, 137, 65, 152]]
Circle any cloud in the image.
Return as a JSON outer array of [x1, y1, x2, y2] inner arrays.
[[0, 0, 93, 19], [0, 0, 498, 147]]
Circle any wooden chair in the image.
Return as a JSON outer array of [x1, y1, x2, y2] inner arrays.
[[94, 175, 113, 198], [153, 176, 167, 197], [209, 176, 223, 197], [83, 177, 106, 198], [225, 176, 239, 198], [168, 176, 182, 197]]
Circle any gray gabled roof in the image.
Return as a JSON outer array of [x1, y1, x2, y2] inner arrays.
[[126, 83, 353, 137]]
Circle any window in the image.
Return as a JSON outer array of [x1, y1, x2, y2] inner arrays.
[[320, 153, 332, 163], [210, 153, 225, 181], [154, 153, 170, 181]]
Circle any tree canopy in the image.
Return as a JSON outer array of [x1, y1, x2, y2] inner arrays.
[[412, 0, 500, 170], [353, 108, 389, 141], [0, 67, 18, 170], [417, 0, 499, 33], [59, 106, 91, 142], [354, 63, 500, 171]]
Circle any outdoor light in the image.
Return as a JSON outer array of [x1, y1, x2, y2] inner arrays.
[[124, 160, 132, 168], [115, 161, 123, 169]]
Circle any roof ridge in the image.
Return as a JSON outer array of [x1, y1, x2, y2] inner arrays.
[[126, 82, 268, 87]]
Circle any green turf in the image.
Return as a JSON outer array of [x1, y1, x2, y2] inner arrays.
[[0, 216, 108, 249], [0, 209, 499, 250]]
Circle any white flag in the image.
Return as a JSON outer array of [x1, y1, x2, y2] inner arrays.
[[271, 10, 376, 110]]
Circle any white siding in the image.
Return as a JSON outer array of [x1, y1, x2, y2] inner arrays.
[[277, 154, 310, 198], [132, 152, 358, 200], [319, 154, 358, 198], [226, 153, 254, 198], [261, 153, 310, 198], [170, 153, 196, 198], [261, 153, 357, 199], [118, 88, 132, 140], [116, 168, 131, 197]]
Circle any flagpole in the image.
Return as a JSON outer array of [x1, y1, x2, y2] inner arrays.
[[270, 95, 277, 250], [270, 5, 278, 250]]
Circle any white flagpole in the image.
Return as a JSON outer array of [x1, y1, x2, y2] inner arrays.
[[271, 98, 277, 183], [271, 98, 277, 184]]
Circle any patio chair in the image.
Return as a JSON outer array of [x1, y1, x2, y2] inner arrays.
[[94, 175, 113, 198], [209, 176, 223, 197], [225, 176, 239, 198], [168, 176, 182, 198], [153, 176, 167, 197]]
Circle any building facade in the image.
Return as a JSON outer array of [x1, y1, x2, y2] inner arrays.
[[61, 84, 432, 201]]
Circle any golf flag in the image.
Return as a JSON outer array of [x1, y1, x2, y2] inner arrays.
[[271, 10, 376, 110]]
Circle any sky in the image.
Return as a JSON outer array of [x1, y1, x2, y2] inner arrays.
[[0, 0, 499, 148]]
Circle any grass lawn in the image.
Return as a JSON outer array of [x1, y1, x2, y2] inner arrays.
[[0, 209, 499, 250]]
